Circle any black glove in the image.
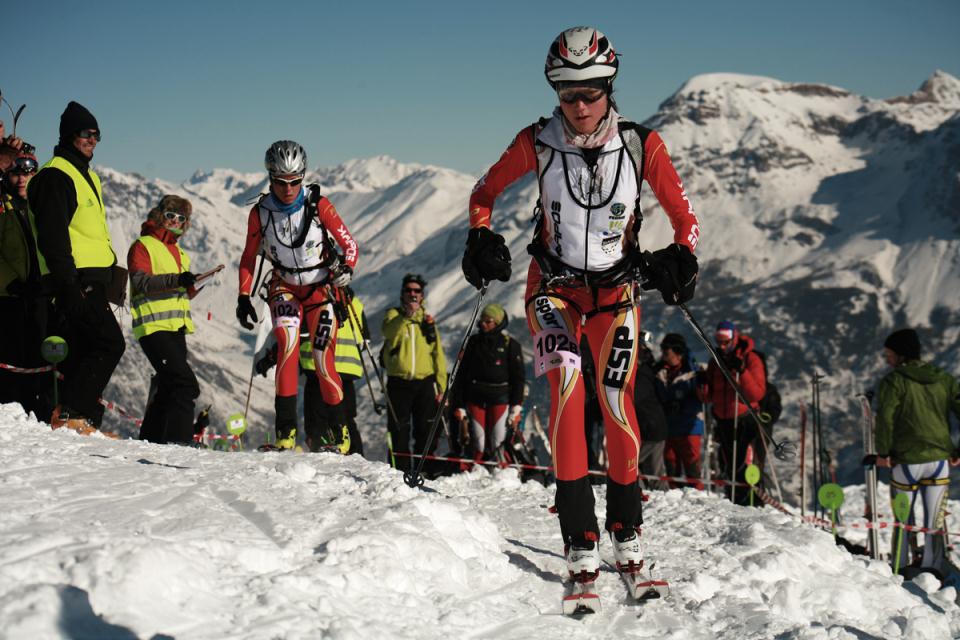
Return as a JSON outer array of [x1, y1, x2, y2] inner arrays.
[[861, 454, 877, 467], [640, 243, 698, 305], [330, 264, 353, 288], [236, 294, 258, 330], [56, 284, 88, 319], [723, 352, 744, 372], [462, 227, 511, 289], [5, 278, 25, 297], [255, 345, 277, 377], [178, 271, 197, 288]]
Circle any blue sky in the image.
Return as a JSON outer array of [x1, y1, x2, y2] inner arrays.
[[7, 0, 959, 182]]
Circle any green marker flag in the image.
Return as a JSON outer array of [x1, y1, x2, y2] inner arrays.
[[40, 336, 68, 406], [744, 464, 761, 507], [817, 483, 845, 538], [226, 413, 246, 451], [892, 492, 912, 576]]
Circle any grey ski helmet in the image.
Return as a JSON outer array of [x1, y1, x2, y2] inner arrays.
[[544, 26, 618, 89], [264, 140, 307, 176]]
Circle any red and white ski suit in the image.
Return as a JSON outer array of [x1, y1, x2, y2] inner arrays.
[[470, 115, 698, 535], [238, 189, 358, 405]]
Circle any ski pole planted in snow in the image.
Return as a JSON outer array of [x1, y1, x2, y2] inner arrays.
[[404, 284, 487, 488], [745, 463, 761, 508], [817, 483, 844, 539]]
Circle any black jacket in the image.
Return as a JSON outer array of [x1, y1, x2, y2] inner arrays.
[[26, 144, 113, 293], [452, 316, 525, 408], [634, 346, 668, 442]]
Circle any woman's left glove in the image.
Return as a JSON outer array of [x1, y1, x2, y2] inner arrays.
[[640, 243, 698, 305]]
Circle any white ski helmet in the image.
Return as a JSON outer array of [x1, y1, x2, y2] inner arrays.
[[544, 26, 619, 88], [264, 140, 307, 176]]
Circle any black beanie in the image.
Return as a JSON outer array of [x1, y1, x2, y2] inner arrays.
[[59, 101, 99, 143], [884, 328, 921, 360], [661, 333, 687, 355]]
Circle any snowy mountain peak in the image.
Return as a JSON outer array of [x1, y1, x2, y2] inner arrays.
[[311, 154, 428, 193], [886, 70, 960, 108]]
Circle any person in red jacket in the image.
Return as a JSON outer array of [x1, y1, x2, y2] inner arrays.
[[461, 26, 700, 589], [236, 140, 358, 450], [700, 320, 766, 504], [128, 195, 203, 444]]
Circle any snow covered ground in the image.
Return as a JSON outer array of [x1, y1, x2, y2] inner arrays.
[[2, 403, 959, 640]]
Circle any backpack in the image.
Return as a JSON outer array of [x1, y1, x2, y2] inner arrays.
[[752, 350, 783, 429]]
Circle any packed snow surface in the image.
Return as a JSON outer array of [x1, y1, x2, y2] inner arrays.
[[1, 404, 958, 639]]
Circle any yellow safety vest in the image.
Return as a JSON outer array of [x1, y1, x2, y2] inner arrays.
[[301, 296, 364, 377], [32, 156, 115, 273], [130, 235, 194, 339]]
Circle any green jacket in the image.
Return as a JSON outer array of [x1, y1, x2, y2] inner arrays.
[[381, 305, 447, 391], [876, 360, 960, 464]]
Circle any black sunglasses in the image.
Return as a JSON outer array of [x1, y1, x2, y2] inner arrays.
[[403, 287, 422, 294], [76, 129, 101, 141], [557, 88, 606, 104]]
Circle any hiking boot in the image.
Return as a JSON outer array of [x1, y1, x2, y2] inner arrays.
[[609, 524, 644, 573], [51, 406, 118, 438], [565, 531, 600, 582]]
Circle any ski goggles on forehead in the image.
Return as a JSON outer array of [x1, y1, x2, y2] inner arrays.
[[271, 175, 303, 187], [557, 86, 606, 104], [11, 157, 38, 174], [163, 211, 187, 223]]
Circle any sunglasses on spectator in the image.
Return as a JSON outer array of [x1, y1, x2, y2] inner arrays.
[[163, 211, 188, 223], [403, 287, 422, 294], [271, 176, 303, 187], [557, 87, 606, 104], [76, 129, 101, 141], [11, 157, 38, 174]]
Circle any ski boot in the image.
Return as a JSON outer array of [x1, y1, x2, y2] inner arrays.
[[562, 531, 601, 615], [258, 428, 297, 452], [609, 525, 669, 601]]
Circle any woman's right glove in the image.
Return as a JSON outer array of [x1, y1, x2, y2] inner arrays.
[[462, 227, 511, 289], [236, 294, 258, 330], [640, 243, 698, 305]]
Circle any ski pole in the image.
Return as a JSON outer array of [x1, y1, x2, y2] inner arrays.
[[800, 401, 808, 518], [676, 302, 796, 461], [731, 372, 740, 505], [404, 283, 487, 488]]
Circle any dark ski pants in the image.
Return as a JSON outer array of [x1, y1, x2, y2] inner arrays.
[[715, 414, 765, 505], [54, 284, 125, 426], [138, 330, 199, 444], [387, 376, 440, 472], [304, 374, 364, 455], [0, 295, 51, 419]]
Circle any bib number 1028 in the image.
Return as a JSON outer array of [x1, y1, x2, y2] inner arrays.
[[533, 328, 580, 376]]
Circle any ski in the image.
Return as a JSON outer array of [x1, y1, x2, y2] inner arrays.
[[858, 392, 881, 559], [561, 579, 601, 616], [606, 559, 670, 602]]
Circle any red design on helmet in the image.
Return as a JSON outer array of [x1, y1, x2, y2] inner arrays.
[[545, 26, 619, 88]]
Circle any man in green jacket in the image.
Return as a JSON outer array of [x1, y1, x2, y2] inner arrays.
[[875, 328, 960, 577], [381, 273, 447, 471]]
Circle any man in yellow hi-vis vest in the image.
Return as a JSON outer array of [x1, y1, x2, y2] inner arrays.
[[128, 195, 204, 445], [26, 102, 125, 436]]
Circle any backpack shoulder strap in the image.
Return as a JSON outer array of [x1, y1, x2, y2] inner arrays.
[[618, 121, 652, 240]]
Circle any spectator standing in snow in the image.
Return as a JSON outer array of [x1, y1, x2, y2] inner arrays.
[[700, 320, 765, 505], [0, 146, 48, 418], [451, 302, 525, 464], [128, 195, 204, 445], [873, 328, 960, 578], [381, 274, 447, 471], [655, 333, 704, 489], [460, 25, 700, 586], [635, 332, 669, 490], [27, 101, 125, 436]]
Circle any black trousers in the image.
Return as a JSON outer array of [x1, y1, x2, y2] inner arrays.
[[387, 376, 440, 471], [304, 374, 364, 455], [0, 295, 51, 419], [138, 330, 199, 444], [53, 284, 125, 426], [715, 414, 766, 505]]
